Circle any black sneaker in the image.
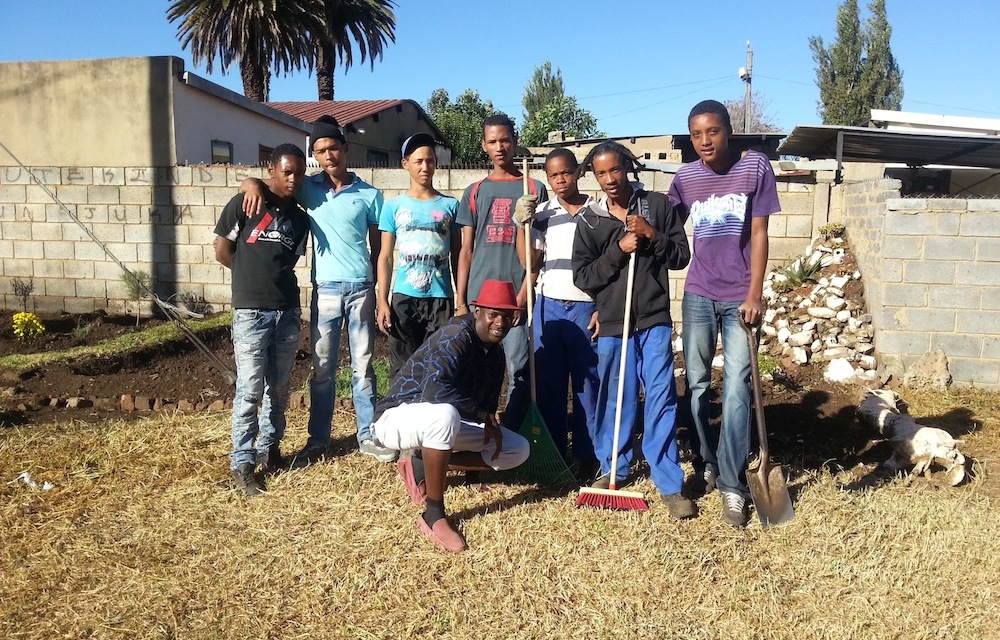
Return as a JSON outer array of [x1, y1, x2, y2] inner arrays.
[[256, 443, 284, 472], [290, 443, 328, 467], [232, 462, 264, 497], [661, 492, 697, 519], [721, 491, 750, 527]]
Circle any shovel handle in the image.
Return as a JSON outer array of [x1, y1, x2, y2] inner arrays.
[[522, 157, 537, 404], [740, 313, 771, 462]]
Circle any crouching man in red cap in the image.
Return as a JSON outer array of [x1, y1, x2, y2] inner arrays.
[[372, 279, 530, 552]]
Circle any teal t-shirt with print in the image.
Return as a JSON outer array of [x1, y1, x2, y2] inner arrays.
[[378, 193, 459, 298]]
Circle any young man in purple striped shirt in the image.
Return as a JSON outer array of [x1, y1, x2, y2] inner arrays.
[[667, 100, 781, 527]]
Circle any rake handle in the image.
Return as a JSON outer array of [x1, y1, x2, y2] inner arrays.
[[609, 251, 637, 491], [522, 157, 538, 405]]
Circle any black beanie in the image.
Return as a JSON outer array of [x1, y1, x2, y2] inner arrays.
[[311, 115, 346, 144]]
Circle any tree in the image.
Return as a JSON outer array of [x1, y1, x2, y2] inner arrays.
[[810, 0, 903, 126], [167, 0, 324, 102], [520, 97, 605, 146], [314, 0, 396, 101], [724, 93, 782, 133], [522, 60, 565, 123], [425, 89, 507, 164], [519, 61, 603, 146]]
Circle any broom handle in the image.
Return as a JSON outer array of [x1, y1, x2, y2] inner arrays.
[[609, 251, 637, 490], [522, 158, 537, 405]]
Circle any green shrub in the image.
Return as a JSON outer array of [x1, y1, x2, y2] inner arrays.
[[818, 222, 846, 240]]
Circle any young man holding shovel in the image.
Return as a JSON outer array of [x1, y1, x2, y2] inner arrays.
[[667, 100, 779, 527], [456, 114, 547, 430], [572, 141, 694, 518], [371, 279, 530, 552]]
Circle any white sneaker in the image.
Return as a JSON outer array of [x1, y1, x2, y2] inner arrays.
[[721, 491, 749, 527], [359, 438, 398, 463]]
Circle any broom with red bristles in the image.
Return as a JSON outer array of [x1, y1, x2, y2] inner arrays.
[[575, 250, 648, 510]]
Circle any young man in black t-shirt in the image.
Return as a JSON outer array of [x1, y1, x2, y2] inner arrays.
[[214, 144, 310, 497]]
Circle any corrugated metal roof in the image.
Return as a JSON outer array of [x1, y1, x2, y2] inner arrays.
[[778, 125, 1000, 170], [266, 99, 404, 124]]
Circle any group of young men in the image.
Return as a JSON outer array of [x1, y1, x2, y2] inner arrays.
[[214, 98, 780, 553]]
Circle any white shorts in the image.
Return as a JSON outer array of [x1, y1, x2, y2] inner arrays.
[[373, 402, 529, 471]]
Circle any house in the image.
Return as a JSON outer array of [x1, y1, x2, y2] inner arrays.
[[266, 100, 451, 167], [0, 56, 312, 166]]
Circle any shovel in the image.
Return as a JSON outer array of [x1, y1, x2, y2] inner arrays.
[[741, 314, 795, 527]]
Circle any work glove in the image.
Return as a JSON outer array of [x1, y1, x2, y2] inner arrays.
[[513, 194, 538, 227]]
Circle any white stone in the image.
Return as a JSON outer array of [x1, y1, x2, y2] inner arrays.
[[853, 270, 862, 279], [798, 298, 812, 309], [824, 346, 850, 359], [818, 277, 830, 287], [808, 307, 836, 319], [831, 275, 850, 289], [801, 320, 816, 332], [788, 330, 814, 347], [793, 347, 810, 364], [826, 296, 846, 311], [762, 324, 777, 337], [836, 310, 851, 322], [712, 355, 724, 369], [764, 309, 777, 323], [776, 318, 789, 329], [859, 355, 877, 370], [824, 358, 857, 382], [827, 286, 844, 297], [847, 317, 860, 331], [862, 369, 879, 381], [776, 327, 791, 344], [856, 342, 876, 354], [811, 339, 823, 353]]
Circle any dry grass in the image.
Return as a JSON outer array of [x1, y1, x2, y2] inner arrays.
[[2, 389, 999, 640]]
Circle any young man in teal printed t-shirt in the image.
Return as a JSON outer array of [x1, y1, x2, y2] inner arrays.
[[456, 114, 548, 430], [376, 133, 461, 376], [667, 100, 780, 527]]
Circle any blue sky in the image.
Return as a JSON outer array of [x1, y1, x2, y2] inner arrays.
[[3, 0, 998, 136]]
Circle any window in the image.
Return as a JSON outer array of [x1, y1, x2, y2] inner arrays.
[[211, 140, 233, 164], [258, 145, 273, 166]]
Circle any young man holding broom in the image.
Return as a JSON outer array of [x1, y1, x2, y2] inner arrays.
[[572, 141, 694, 518], [456, 114, 547, 430], [667, 99, 779, 527], [371, 279, 530, 552]]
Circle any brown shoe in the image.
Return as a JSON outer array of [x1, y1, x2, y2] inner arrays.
[[661, 492, 697, 519], [417, 516, 468, 553], [396, 457, 426, 506]]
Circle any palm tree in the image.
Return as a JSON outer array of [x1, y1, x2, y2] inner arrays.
[[314, 0, 397, 101], [167, 0, 324, 102]]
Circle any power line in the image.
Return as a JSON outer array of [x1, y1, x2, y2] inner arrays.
[[495, 76, 733, 112], [599, 78, 735, 121]]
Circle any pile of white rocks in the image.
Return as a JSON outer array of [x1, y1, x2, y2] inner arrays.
[[759, 237, 880, 384]]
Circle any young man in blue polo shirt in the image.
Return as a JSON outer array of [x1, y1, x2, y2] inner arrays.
[[243, 116, 395, 463]]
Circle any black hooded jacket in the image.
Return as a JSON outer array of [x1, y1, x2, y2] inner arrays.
[[572, 189, 690, 337]]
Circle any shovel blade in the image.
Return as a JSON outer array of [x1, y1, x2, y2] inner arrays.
[[747, 458, 795, 528]]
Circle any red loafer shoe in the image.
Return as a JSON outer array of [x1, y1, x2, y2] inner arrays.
[[396, 457, 427, 506], [416, 516, 468, 553]]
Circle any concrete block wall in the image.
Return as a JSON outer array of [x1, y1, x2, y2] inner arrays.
[[1, 164, 821, 327], [843, 179, 1000, 389]]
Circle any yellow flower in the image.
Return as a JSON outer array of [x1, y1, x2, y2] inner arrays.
[[12, 312, 45, 342]]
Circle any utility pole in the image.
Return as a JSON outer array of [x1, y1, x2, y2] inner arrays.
[[739, 41, 753, 133]]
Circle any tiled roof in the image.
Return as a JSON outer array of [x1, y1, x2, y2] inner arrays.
[[266, 100, 404, 124]]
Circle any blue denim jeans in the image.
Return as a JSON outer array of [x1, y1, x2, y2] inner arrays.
[[306, 281, 376, 448], [595, 324, 683, 495], [502, 322, 530, 429], [230, 307, 301, 469], [682, 292, 752, 498], [533, 296, 599, 461]]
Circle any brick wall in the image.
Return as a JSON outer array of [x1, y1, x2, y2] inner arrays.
[[842, 179, 1000, 389], [1, 164, 822, 326]]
